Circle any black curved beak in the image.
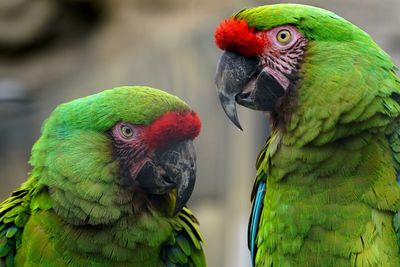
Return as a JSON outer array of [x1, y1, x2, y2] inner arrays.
[[215, 51, 285, 130], [136, 140, 196, 215]]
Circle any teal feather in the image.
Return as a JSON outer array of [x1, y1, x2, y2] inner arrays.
[[249, 181, 266, 266]]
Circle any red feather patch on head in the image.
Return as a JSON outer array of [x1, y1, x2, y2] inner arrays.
[[145, 111, 201, 149], [214, 18, 267, 57]]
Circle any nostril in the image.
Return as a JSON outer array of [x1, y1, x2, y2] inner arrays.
[[163, 175, 171, 183], [162, 174, 175, 186], [236, 92, 251, 100]]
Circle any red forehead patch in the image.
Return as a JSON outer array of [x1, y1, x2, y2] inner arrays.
[[145, 111, 201, 149], [214, 18, 266, 57]]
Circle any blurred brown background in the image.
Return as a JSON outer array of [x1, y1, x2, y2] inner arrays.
[[1, 0, 399, 266]]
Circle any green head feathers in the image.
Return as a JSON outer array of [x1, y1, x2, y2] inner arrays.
[[235, 4, 371, 42], [42, 86, 189, 134]]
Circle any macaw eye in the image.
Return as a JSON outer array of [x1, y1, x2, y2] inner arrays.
[[120, 124, 134, 139], [276, 30, 292, 45]]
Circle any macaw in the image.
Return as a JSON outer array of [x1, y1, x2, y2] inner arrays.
[[214, 4, 400, 266], [0, 86, 206, 267]]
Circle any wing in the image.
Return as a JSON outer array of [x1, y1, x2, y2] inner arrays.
[[161, 207, 206, 267], [0, 187, 32, 267], [248, 137, 269, 267], [388, 125, 400, 248]]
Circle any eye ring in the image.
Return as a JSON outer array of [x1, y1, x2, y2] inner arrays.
[[276, 29, 292, 45], [120, 124, 134, 139]]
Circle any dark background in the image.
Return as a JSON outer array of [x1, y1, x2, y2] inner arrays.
[[1, 1, 399, 266]]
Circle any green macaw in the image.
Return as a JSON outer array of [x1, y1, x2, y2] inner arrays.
[[0, 86, 206, 267], [214, 4, 400, 267]]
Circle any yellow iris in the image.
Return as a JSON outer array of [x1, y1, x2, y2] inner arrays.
[[276, 30, 292, 45]]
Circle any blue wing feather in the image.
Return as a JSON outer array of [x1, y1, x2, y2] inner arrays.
[[248, 181, 266, 266], [248, 137, 270, 266]]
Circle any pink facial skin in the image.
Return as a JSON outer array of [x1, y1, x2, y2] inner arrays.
[[112, 122, 142, 141], [111, 122, 151, 180], [112, 122, 146, 152], [256, 25, 307, 90], [258, 25, 304, 52]]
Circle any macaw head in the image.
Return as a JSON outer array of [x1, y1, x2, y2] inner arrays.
[[30, 86, 201, 224], [215, 4, 400, 146]]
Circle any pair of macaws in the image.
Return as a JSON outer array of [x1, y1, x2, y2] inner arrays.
[[1, 3, 400, 267]]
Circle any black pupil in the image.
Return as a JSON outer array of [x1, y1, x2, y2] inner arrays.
[[280, 32, 287, 39]]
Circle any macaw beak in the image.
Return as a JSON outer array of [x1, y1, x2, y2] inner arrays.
[[215, 51, 286, 130], [136, 140, 196, 216]]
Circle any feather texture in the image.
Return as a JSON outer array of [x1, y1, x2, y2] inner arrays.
[[231, 4, 400, 266], [0, 86, 206, 266]]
